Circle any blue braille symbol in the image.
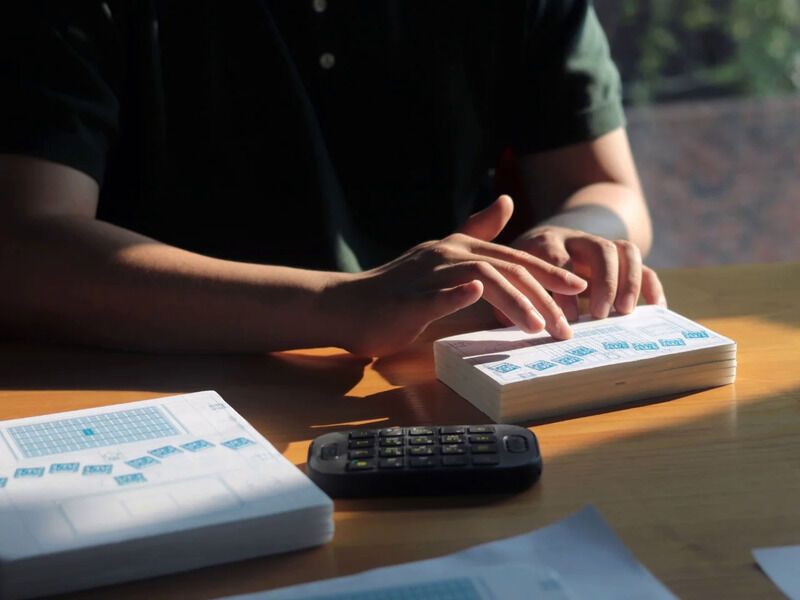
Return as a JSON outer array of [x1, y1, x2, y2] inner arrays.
[[83, 428, 94, 436]]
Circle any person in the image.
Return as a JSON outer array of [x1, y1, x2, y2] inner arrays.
[[0, 1, 666, 356]]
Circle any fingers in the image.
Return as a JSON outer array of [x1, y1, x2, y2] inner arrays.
[[421, 280, 484, 323], [641, 266, 667, 307], [492, 306, 514, 327], [515, 232, 581, 322], [435, 261, 572, 339], [553, 293, 580, 323], [514, 229, 658, 320], [613, 240, 642, 315], [456, 237, 587, 295], [456, 195, 514, 242], [435, 262, 543, 333], [565, 236, 619, 319]]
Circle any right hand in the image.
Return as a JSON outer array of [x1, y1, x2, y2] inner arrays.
[[327, 195, 587, 357]]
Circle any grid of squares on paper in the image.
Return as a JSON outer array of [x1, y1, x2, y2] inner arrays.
[[303, 578, 482, 600], [8, 407, 179, 458]]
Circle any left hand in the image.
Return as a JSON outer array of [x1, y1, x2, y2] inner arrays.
[[501, 225, 667, 324]]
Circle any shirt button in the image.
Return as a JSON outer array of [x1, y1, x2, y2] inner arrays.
[[319, 52, 336, 69], [312, 0, 327, 13]]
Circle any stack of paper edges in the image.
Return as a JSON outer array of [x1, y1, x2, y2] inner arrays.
[[0, 391, 333, 599], [434, 306, 736, 423]]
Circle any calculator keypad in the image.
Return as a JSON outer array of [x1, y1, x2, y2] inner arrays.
[[308, 424, 541, 497], [348, 449, 374, 459], [330, 426, 506, 470]]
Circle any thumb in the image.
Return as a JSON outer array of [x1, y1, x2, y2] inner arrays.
[[457, 195, 514, 242]]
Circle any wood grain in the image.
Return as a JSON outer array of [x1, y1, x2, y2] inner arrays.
[[0, 262, 798, 599]]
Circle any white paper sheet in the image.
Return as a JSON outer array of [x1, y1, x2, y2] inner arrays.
[[753, 546, 800, 599], [0, 391, 331, 559], [436, 305, 735, 385], [221, 506, 676, 600]]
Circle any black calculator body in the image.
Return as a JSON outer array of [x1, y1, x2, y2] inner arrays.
[[306, 424, 542, 497]]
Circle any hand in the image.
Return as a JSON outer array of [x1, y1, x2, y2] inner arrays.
[[327, 196, 587, 356], [507, 225, 667, 324]]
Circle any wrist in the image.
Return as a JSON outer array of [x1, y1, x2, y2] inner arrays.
[[317, 270, 363, 350], [536, 204, 629, 241]]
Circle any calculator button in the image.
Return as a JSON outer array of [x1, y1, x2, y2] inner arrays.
[[504, 435, 529, 453], [408, 446, 434, 456], [348, 430, 376, 439], [468, 434, 496, 444], [440, 444, 466, 455], [471, 455, 500, 466], [379, 437, 404, 447], [379, 458, 404, 469], [408, 436, 434, 445], [442, 455, 468, 467], [321, 443, 339, 460], [348, 449, 374, 459], [468, 426, 495, 434], [470, 443, 498, 454], [379, 447, 404, 458], [346, 459, 375, 471], [408, 427, 435, 436], [409, 456, 437, 468], [440, 426, 467, 434], [379, 427, 404, 437], [440, 434, 464, 444], [348, 439, 374, 449]]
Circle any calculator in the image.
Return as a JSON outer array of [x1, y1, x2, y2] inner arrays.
[[306, 424, 542, 497]]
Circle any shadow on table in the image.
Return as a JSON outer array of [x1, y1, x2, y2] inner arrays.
[[0, 343, 372, 453], [53, 381, 800, 600], [4, 291, 798, 599]]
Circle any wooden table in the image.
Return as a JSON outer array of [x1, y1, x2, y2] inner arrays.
[[1, 262, 798, 599]]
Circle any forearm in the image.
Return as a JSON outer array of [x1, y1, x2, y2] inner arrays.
[[539, 182, 653, 255], [0, 215, 350, 352], [518, 129, 652, 255]]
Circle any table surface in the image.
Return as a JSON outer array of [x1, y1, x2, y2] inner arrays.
[[1, 262, 798, 600]]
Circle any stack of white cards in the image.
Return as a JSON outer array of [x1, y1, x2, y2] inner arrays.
[[434, 306, 736, 423], [0, 391, 333, 600]]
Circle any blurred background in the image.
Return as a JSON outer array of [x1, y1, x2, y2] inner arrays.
[[595, 0, 800, 268]]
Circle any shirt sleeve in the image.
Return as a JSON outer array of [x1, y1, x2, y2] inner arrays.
[[0, 3, 120, 185], [511, 0, 625, 155]]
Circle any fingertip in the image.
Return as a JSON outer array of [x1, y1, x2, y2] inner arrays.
[[461, 279, 484, 300], [552, 315, 573, 340], [591, 302, 611, 320], [568, 273, 588, 291], [429, 281, 483, 321], [641, 266, 666, 307], [496, 194, 513, 207], [492, 194, 514, 223], [446, 280, 482, 312], [525, 308, 546, 333], [615, 293, 637, 315]]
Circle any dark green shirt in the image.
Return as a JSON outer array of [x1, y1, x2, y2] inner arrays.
[[1, 0, 624, 271]]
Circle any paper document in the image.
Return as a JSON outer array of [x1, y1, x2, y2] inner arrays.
[[438, 305, 734, 386], [0, 391, 333, 599], [753, 546, 800, 599], [435, 306, 736, 422], [220, 506, 676, 600]]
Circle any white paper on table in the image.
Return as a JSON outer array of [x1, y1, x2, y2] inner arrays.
[[0, 391, 329, 559], [436, 305, 735, 385], [220, 505, 676, 600], [753, 546, 800, 599]]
